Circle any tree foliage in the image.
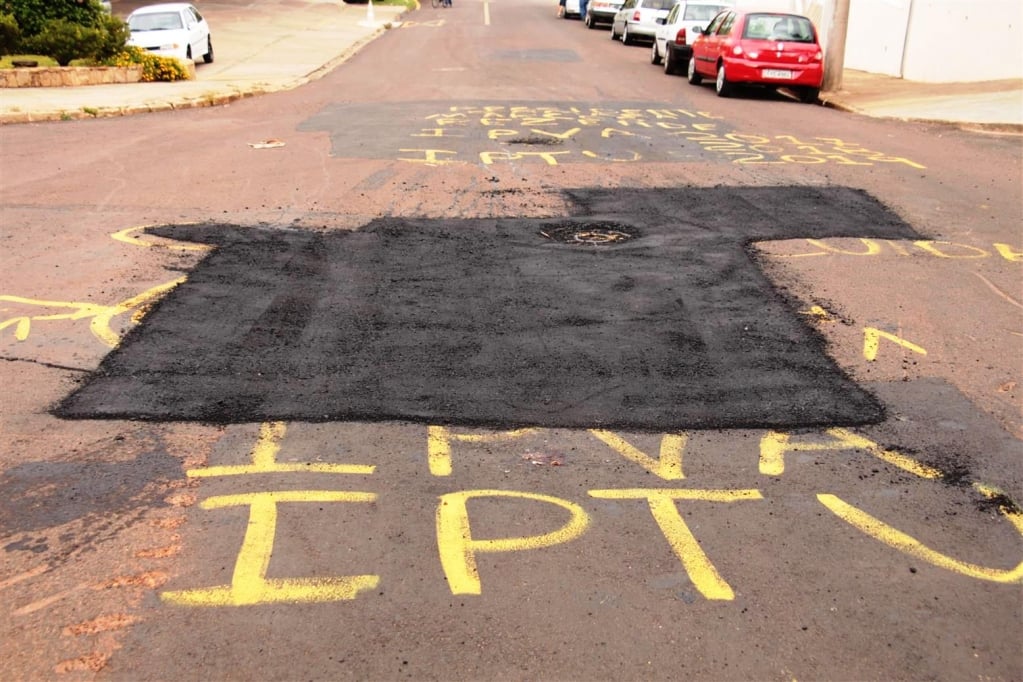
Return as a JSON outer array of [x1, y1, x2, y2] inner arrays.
[[2, 0, 126, 64], [0, 0, 106, 37], [0, 12, 20, 55]]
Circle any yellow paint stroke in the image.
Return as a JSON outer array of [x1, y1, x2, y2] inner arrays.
[[863, 327, 928, 362], [110, 224, 210, 252], [187, 422, 375, 478], [913, 240, 989, 259], [993, 243, 1022, 262], [760, 428, 941, 479], [1, 278, 184, 347], [436, 489, 590, 595], [161, 491, 379, 607], [531, 127, 582, 140], [818, 490, 1023, 583], [397, 148, 459, 165], [589, 489, 763, 600], [427, 426, 537, 476], [589, 430, 686, 480], [799, 305, 831, 321]]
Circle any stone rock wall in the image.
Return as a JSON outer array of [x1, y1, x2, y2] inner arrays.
[[0, 65, 144, 88]]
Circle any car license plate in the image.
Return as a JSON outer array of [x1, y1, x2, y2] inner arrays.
[[763, 69, 793, 79]]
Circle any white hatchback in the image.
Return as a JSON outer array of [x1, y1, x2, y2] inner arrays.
[[610, 0, 678, 45], [127, 3, 213, 66], [651, 0, 731, 74]]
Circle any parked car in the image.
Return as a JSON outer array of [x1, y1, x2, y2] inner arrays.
[[651, 0, 730, 75], [562, 0, 582, 19], [687, 9, 823, 102], [126, 3, 213, 66], [610, 0, 678, 45], [584, 0, 625, 28]]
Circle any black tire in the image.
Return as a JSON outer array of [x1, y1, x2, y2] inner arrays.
[[650, 41, 661, 65], [715, 63, 733, 97], [185, 45, 192, 62], [622, 25, 633, 44], [686, 55, 702, 84], [664, 47, 678, 74], [610, 22, 619, 40], [203, 37, 214, 64], [799, 86, 820, 103], [586, 13, 598, 28]]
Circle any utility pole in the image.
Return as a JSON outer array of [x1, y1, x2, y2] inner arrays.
[[821, 0, 850, 92]]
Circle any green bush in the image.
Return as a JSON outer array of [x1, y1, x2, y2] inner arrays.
[[22, 17, 101, 65], [0, 0, 104, 37], [17, 10, 125, 66], [93, 12, 127, 61], [0, 12, 20, 55], [108, 45, 190, 82]]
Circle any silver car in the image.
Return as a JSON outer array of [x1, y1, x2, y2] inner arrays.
[[651, 0, 731, 74], [585, 0, 625, 29], [610, 0, 678, 45]]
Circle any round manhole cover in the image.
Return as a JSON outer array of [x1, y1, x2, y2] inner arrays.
[[540, 222, 637, 245]]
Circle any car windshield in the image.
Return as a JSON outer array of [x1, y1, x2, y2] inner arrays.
[[683, 4, 726, 21], [129, 12, 184, 31], [743, 13, 815, 42]]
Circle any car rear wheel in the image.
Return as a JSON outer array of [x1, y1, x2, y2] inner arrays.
[[610, 23, 619, 40], [203, 37, 214, 64], [622, 25, 633, 44], [686, 56, 702, 84], [664, 47, 679, 74], [799, 86, 819, 104], [650, 41, 661, 65], [715, 63, 733, 97], [585, 13, 596, 28]]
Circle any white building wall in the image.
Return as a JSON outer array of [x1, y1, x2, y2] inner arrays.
[[845, 0, 910, 77], [899, 0, 1023, 82]]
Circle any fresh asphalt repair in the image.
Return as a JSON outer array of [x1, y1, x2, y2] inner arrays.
[[56, 186, 921, 431]]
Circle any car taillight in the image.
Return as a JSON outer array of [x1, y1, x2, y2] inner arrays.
[[633, 11, 641, 21], [814, 50, 823, 61], [731, 44, 743, 56], [674, 28, 686, 45]]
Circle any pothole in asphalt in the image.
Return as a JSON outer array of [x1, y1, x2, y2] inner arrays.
[[506, 137, 563, 146], [540, 221, 637, 245]]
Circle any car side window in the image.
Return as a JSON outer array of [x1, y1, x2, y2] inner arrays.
[[666, 4, 679, 22], [704, 11, 726, 35], [622, 0, 636, 9], [717, 11, 735, 36], [191, 8, 204, 22]]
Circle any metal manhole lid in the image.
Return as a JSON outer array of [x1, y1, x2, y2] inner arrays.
[[540, 221, 637, 245]]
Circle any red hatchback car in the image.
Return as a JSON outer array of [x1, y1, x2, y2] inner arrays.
[[687, 9, 824, 102]]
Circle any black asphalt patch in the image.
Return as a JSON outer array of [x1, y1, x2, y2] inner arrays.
[[56, 187, 920, 430]]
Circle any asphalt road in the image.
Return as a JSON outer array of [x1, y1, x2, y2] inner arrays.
[[1, 0, 1021, 679]]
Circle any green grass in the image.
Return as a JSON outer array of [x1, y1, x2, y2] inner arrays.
[[0, 54, 100, 68], [0, 54, 57, 68]]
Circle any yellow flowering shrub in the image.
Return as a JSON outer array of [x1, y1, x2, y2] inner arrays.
[[107, 45, 189, 81]]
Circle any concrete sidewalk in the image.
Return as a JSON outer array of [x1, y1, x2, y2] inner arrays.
[[0, 0, 408, 124], [0, 0, 1021, 132]]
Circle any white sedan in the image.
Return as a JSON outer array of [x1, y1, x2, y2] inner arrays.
[[127, 3, 214, 66]]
